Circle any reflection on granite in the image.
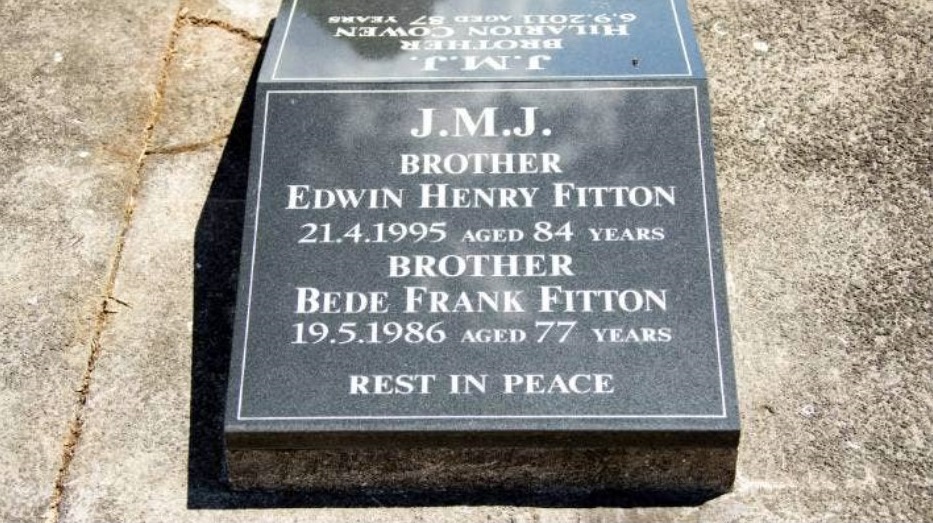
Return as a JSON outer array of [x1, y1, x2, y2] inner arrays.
[[266, 0, 704, 81]]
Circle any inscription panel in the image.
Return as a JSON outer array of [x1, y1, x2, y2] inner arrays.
[[229, 85, 736, 432]]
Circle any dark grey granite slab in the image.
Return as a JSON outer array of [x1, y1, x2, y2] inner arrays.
[[261, 0, 706, 83], [225, 0, 738, 498]]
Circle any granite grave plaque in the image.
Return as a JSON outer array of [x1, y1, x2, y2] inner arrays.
[[225, 0, 739, 498]]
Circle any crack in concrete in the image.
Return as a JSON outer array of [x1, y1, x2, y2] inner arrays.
[[181, 11, 264, 43], [146, 133, 230, 156], [43, 7, 186, 523]]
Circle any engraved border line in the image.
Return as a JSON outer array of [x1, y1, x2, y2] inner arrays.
[[236, 91, 272, 419], [693, 87, 727, 417], [669, 0, 693, 77], [270, 0, 300, 80], [237, 86, 727, 421]]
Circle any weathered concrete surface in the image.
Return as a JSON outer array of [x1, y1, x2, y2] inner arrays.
[[149, 26, 259, 152], [55, 146, 229, 522], [54, 23, 262, 522], [4, 0, 931, 522], [185, 0, 279, 38], [692, 1, 933, 520], [0, 2, 179, 522]]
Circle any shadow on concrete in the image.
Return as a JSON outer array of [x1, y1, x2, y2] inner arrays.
[[187, 23, 718, 511]]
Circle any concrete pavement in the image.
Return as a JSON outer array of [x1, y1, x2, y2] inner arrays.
[[1, 0, 930, 521]]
